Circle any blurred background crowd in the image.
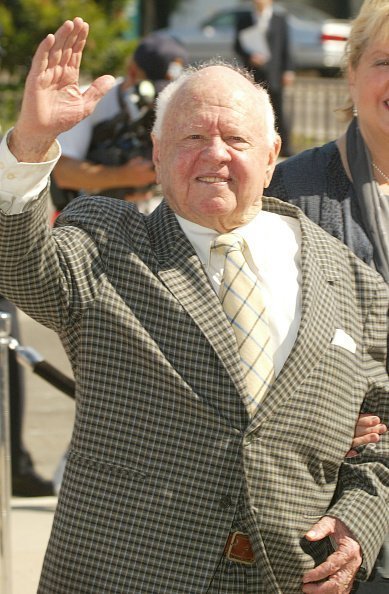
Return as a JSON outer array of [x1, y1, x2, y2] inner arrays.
[[0, 0, 365, 148]]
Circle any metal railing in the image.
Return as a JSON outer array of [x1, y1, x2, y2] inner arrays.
[[285, 75, 349, 153], [0, 312, 12, 594], [0, 312, 75, 593]]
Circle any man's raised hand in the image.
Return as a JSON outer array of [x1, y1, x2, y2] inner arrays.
[[10, 18, 115, 162]]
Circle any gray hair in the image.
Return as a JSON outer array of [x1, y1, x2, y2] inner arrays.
[[152, 60, 277, 145]]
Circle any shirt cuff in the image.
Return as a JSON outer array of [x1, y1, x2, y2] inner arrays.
[[0, 128, 61, 214]]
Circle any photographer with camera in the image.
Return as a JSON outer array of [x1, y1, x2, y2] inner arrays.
[[51, 32, 188, 214]]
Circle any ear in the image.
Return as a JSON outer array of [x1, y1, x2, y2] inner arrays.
[[264, 134, 281, 188], [151, 133, 161, 184]]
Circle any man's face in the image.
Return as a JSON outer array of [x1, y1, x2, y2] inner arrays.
[[152, 66, 280, 232], [253, 0, 273, 13]]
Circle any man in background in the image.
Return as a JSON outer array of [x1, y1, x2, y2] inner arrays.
[[51, 31, 188, 213], [235, 0, 295, 157]]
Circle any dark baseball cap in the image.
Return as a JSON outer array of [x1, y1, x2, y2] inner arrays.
[[133, 32, 189, 82]]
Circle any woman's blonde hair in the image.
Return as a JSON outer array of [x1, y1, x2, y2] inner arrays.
[[338, 0, 389, 120]]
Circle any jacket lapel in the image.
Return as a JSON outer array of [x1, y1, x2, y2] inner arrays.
[[249, 198, 341, 427], [146, 202, 248, 399], [146, 199, 342, 429]]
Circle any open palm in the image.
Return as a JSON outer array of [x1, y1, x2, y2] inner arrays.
[[16, 18, 115, 142]]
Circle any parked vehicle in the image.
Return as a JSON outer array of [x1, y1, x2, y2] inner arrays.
[[158, 2, 351, 75]]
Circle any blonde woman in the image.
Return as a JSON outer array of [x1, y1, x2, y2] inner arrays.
[[267, 1, 389, 590]]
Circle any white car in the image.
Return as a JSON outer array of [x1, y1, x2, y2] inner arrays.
[[159, 2, 351, 75]]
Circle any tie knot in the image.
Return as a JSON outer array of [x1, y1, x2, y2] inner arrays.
[[211, 233, 245, 256]]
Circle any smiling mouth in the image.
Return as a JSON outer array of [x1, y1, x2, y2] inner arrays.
[[197, 176, 231, 183]]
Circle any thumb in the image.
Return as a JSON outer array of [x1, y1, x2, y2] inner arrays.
[[345, 448, 358, 458], [305, 516, 335, 542], [82, 75, 116, 116]]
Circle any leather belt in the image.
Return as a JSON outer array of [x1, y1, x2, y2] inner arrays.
[[224, 531, 255, 565]]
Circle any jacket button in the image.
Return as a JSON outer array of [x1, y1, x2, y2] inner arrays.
[[219, 495, 233, 510]]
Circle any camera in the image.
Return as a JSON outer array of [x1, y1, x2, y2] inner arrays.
[[86, 80, 157, 200], [50, 80, 158, 210]]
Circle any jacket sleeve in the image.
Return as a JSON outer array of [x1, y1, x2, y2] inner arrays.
[[280, 13, 294, 72], [234, 12, 254, 65], [325, 276, 389, 579], [0, 190, 106, 333]]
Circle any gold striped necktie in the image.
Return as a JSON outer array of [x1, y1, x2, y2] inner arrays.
[[211, 233, 275, 417]]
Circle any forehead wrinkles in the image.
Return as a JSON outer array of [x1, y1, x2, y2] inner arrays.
[[166, 79, 260, 131]]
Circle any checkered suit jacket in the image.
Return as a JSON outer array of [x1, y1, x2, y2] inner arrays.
[[0, 192, 387, 593]]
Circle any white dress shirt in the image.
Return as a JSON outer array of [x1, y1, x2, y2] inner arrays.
[[0, 132, 60, 214], [238, 5, 272, 62], [177, 211, 302, 377], [0, 131, 302, 377]]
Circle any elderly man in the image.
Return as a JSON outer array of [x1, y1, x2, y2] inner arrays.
[[0, 19, 387, 594]]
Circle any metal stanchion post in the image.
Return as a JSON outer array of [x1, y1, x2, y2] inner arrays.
[[0, 311, 12, 594]]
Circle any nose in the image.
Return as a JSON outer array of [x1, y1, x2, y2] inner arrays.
[[202, 136, 231, 163]]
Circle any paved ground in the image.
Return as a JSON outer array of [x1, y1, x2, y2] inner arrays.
[[10, 309, 75, 594], [11, 496, 57, 594]]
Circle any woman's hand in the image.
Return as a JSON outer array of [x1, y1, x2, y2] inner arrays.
[[346, 413, 387, 458]]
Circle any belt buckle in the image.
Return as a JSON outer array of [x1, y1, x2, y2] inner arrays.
[[225, 531, 255, 565]]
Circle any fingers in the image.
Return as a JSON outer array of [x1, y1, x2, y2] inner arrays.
[[348, 414, 387, 456], [345, 449, 358, 458], [82, 75, 116, 117], [28, 32, 57, 79], [354, 414, 387, 438], [28, 18, 88, 83], [303, 517, 361, 593], [355, 424, 386, 439], [47, 18, 88, 70], [350, 430, 381, 448], [302, 571, 356, 593], [305, 516, 334, 542], [68, 21, 90, 70], [302, 547, 360, 593], [302, 539, 361, 583]]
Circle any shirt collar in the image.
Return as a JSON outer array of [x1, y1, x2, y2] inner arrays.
[[175, 211, 267, 268]]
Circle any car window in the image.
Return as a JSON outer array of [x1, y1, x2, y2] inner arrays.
[[202, 3, 332, 28], [200, 2, 336, 33], [202, 11, 240, 29], [278, 2, 330, 22]]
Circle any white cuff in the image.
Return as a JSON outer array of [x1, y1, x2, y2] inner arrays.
[[0, 129, 61, 214]]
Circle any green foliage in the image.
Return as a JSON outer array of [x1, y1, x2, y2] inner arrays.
[[0, 0, 138, 78], [0, 5, 13, 39], [0, 0, 185, 129]]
